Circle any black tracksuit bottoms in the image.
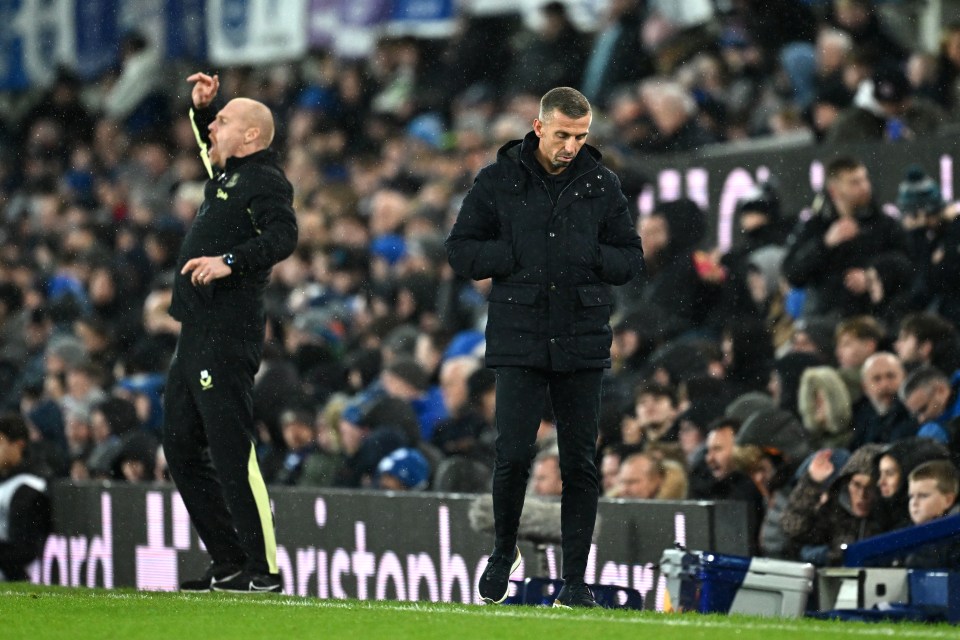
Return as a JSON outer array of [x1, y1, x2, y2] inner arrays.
[[162, 323, 277, 576], [492, 366, 602, 582]]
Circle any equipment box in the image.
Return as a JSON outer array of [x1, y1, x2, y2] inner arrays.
[[908, 570, 960, 623], [660, 548, 815, 617], [817, 568, 909, 611]]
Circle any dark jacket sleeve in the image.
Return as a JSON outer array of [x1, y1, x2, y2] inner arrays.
[[445, 170, 516, 280], [782, 217, 829, 288], [0, 484, 51, 579], [780, 474, 829, 543], [231, 168, 298, 274], [597, 174, 644, 285]]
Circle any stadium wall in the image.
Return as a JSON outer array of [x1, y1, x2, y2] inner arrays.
[[30, 481, 749, 608]]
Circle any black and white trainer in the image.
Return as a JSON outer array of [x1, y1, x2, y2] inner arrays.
[[552, 581, 599, 608], [477, 547, 521, 604], [211, 571, 282, 594], [179, 563, 242, 592]]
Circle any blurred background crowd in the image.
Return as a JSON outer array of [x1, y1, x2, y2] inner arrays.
[[4, 0, 960, 565]]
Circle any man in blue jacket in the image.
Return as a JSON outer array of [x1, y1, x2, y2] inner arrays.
[[446, 87, 644, 608]]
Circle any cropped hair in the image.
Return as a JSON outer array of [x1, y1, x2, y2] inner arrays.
[[836, 315, 885, 343], [539, 87, 591, 121], [0, 412, 29, 443], [900, 312, 956, 345], [634, 380, 677, 406], [622, 451, 665, 478], [826, 155, 865, 180], [910, 459, 960, 496], [900, 365, 949, 401]]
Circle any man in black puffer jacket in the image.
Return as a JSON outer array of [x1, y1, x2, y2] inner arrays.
[[164, 72, 297, 594], [446, 87, 644, 608]]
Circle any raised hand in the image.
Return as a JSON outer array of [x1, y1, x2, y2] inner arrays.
[[807, 449, 835, 484], [187, 72, 219, 109]]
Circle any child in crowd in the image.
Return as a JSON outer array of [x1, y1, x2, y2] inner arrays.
[[907, 460, 958, 525], [903, 459, 960, 568]]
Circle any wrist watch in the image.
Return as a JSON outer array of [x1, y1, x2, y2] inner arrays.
[[222, 253, 236, 269]]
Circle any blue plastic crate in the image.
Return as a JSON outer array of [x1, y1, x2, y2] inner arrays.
[[908, 570, 960, 623]]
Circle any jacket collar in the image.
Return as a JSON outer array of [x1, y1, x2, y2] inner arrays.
[[223, 148, 279, 172], [497, 131, 602, 178]]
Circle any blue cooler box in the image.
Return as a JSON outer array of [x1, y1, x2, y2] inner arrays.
[[660, 549, 815, 617]]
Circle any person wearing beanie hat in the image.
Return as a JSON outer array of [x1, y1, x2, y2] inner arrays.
[[738, 408, 812, 464], [737, 407, 812, 558], [382, 356, 448, 441], [377, 447, 430, 490], [113, 429, 159, 482], [896, 169, 960, 329], [897, 165, 944, 220], [725, 391, 776, 424]]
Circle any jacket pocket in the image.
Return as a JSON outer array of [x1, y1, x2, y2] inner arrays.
[[485, 282, 541, 356], [574, 284, 612, 358], [576, 284, 612, 308]]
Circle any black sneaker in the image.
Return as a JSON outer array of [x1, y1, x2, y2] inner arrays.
[[211, 571, 282, 594], [478, 547, 521, 604], [553, 582, 599, 608], [179, 563, 242, 592]]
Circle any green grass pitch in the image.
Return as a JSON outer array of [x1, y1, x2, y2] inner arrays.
[[2, 584, 957, 640]]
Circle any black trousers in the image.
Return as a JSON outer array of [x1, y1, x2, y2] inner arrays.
[[492, 366, 602, 582], [162, 323, 277, 575]]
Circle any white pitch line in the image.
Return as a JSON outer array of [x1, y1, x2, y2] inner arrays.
[[2, 590, 954, 638]]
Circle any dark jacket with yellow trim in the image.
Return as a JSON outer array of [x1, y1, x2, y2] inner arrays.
[[445, 131, 644, 371], [170, 106, 298, 339]]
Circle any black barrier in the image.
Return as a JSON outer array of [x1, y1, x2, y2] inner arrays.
[[634, 133, 960, 253], [33, 481, 748, 608]]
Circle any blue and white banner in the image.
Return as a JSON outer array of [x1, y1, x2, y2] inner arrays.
[[207, 0, 308, 66], [117, 0, 206, 62], [0, 0, 76, 90], [385, 0, 456, 38]]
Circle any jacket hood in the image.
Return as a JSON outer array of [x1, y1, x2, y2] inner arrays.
[[877, 436, 950, 496], [653, 198, 706, 254], [798, 366, 853, 435], [838, 443, 885, 482], [747, 246, 787, 299]]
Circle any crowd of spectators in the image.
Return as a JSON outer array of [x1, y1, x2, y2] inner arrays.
[[3, 0, 960, 570]]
